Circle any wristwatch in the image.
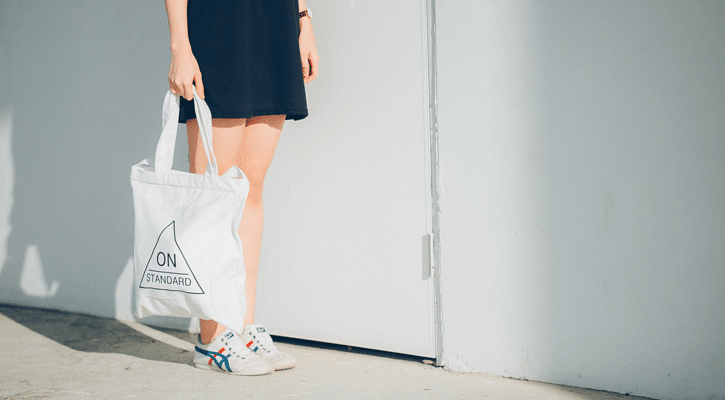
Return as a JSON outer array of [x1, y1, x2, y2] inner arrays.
[[299, 8, 312, 19]]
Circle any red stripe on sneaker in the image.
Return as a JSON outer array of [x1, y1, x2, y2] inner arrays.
[[208, 347, 226, 366], [246, 340, 254, 348]]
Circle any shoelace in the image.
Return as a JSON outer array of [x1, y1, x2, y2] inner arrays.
[[252, 332, 278, 353], [198, 333, 253, 360], [223, 338, 254, 358]]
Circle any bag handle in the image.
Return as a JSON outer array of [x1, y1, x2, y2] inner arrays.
[[155, 87, 218, 176]]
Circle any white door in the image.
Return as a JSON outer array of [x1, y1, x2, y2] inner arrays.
[[256, 0, 435, 357]]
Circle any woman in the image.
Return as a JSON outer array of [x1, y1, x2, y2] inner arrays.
[[164, 0, 319, 375]]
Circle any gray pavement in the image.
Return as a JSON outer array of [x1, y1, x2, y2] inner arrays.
[[0, 304, 655, 400]]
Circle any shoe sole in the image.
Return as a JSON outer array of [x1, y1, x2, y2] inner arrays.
[[194, 362, 274, 376], [273, 360, 297, 371]]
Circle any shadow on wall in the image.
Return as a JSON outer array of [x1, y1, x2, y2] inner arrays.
[[0, 1, 194, 331]]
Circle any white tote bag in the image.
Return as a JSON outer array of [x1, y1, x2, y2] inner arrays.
[[130, 88, 249, 334]]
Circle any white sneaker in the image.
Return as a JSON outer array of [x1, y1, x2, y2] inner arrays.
[[194, 329, 274, 375], [241, 324, 297, 370]]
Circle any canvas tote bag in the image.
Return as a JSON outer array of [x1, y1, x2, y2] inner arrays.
[[130, 88, 249, 334]]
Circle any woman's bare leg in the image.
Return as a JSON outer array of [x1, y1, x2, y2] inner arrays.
[[187, 115, 284, 344], [236, 115, 284, 326]]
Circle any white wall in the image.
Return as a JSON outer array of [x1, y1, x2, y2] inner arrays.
[[0, 0, 194, 329], [436, 1, 725, 399]]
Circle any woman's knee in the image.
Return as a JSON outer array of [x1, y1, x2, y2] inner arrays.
[[236, 162, 270, 203], [236, 156, 271, 181]]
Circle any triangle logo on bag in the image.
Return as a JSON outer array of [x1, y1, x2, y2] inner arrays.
[[139, 221, 204, 294]]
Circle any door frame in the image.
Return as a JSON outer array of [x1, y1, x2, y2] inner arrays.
[[423, 0, 443, 367]]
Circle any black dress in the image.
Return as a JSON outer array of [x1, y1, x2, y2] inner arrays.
[[178, 0, 308, 123]]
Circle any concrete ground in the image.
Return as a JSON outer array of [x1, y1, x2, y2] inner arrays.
[[0, 304, 655, 400]]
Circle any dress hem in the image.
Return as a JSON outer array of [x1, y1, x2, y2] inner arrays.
[[179, 108, 308, 123]]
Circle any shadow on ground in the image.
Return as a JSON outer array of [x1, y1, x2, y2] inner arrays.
[[0, 303, 430, 367], [0, 303, 192, 365], [1, 304, 659, 400]]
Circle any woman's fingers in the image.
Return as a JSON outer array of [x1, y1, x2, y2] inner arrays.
[[168, 66, 179, 95], [301, 53, 310, 81], [302, 52, 318, 84], [169, 72, 193, 100], [301, 46, 319, 84], [303, 61, 312, 83], [183, 82, 195, 100], [195, 73, 205, 99], [308, 51, 319, 82], [172, 76, 191, 100], [168, 48, 202, 100]]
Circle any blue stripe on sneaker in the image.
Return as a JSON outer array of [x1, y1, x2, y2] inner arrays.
[[195, 346, 232, 373]]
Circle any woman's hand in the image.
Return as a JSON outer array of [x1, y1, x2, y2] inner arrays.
[[168, 45, 205, 100], [299, 18, 319, 84]]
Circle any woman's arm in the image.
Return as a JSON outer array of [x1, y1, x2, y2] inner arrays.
[[165, 0, 204, 99], [298, 0, 319, 84]]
